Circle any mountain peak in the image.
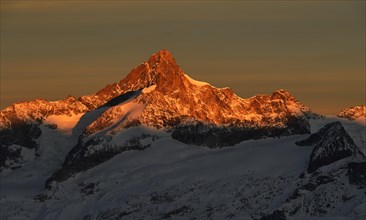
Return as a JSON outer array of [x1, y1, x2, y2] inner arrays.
[[78, 49, 191, 109], [116, 49, 186, 93], [338, 105, 366, 122], [271, 89, 297, 102], [147, 49, 176, 66]]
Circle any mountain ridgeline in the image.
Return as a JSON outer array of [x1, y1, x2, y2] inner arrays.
[[1, 50, 320, 170]]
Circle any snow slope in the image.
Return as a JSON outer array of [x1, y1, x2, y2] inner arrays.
[[1, 134, 311, 220], [1, 115, 365, 220]]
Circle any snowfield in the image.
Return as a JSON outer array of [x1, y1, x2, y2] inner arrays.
[[0, 134, 308, 220], [1, 117, 365, 220]]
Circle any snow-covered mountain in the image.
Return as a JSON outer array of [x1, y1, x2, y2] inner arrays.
[[338, 105, 366, 125], [0, 50, 318, 132], [0, 49, 319, 170], [1, 50, 365, 220]]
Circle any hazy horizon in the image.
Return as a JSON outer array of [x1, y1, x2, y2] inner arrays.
[[1, 1, 365, 114]]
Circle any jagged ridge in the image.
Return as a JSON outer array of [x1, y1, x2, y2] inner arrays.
[[1, 49, 319, 172], [78, 50, 318, 135], [0, 50, 318, 133]]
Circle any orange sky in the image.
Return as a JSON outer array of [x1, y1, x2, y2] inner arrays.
[[1, 1, 365, 114]]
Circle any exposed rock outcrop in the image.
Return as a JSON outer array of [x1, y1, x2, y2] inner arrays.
[[296, 121, 364, 173]]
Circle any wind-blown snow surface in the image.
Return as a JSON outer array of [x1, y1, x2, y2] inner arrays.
[[183, 73, 210, 87], [1, 117, 365, 219], [45, 113, 84, 135]]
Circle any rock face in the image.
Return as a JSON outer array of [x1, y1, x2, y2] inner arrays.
[[171, 115, 309, 148], [75, 50, 316, 143], [296, 121, 364, 173], [338, 105, 366, 121], [0, 96, 89, 129]]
